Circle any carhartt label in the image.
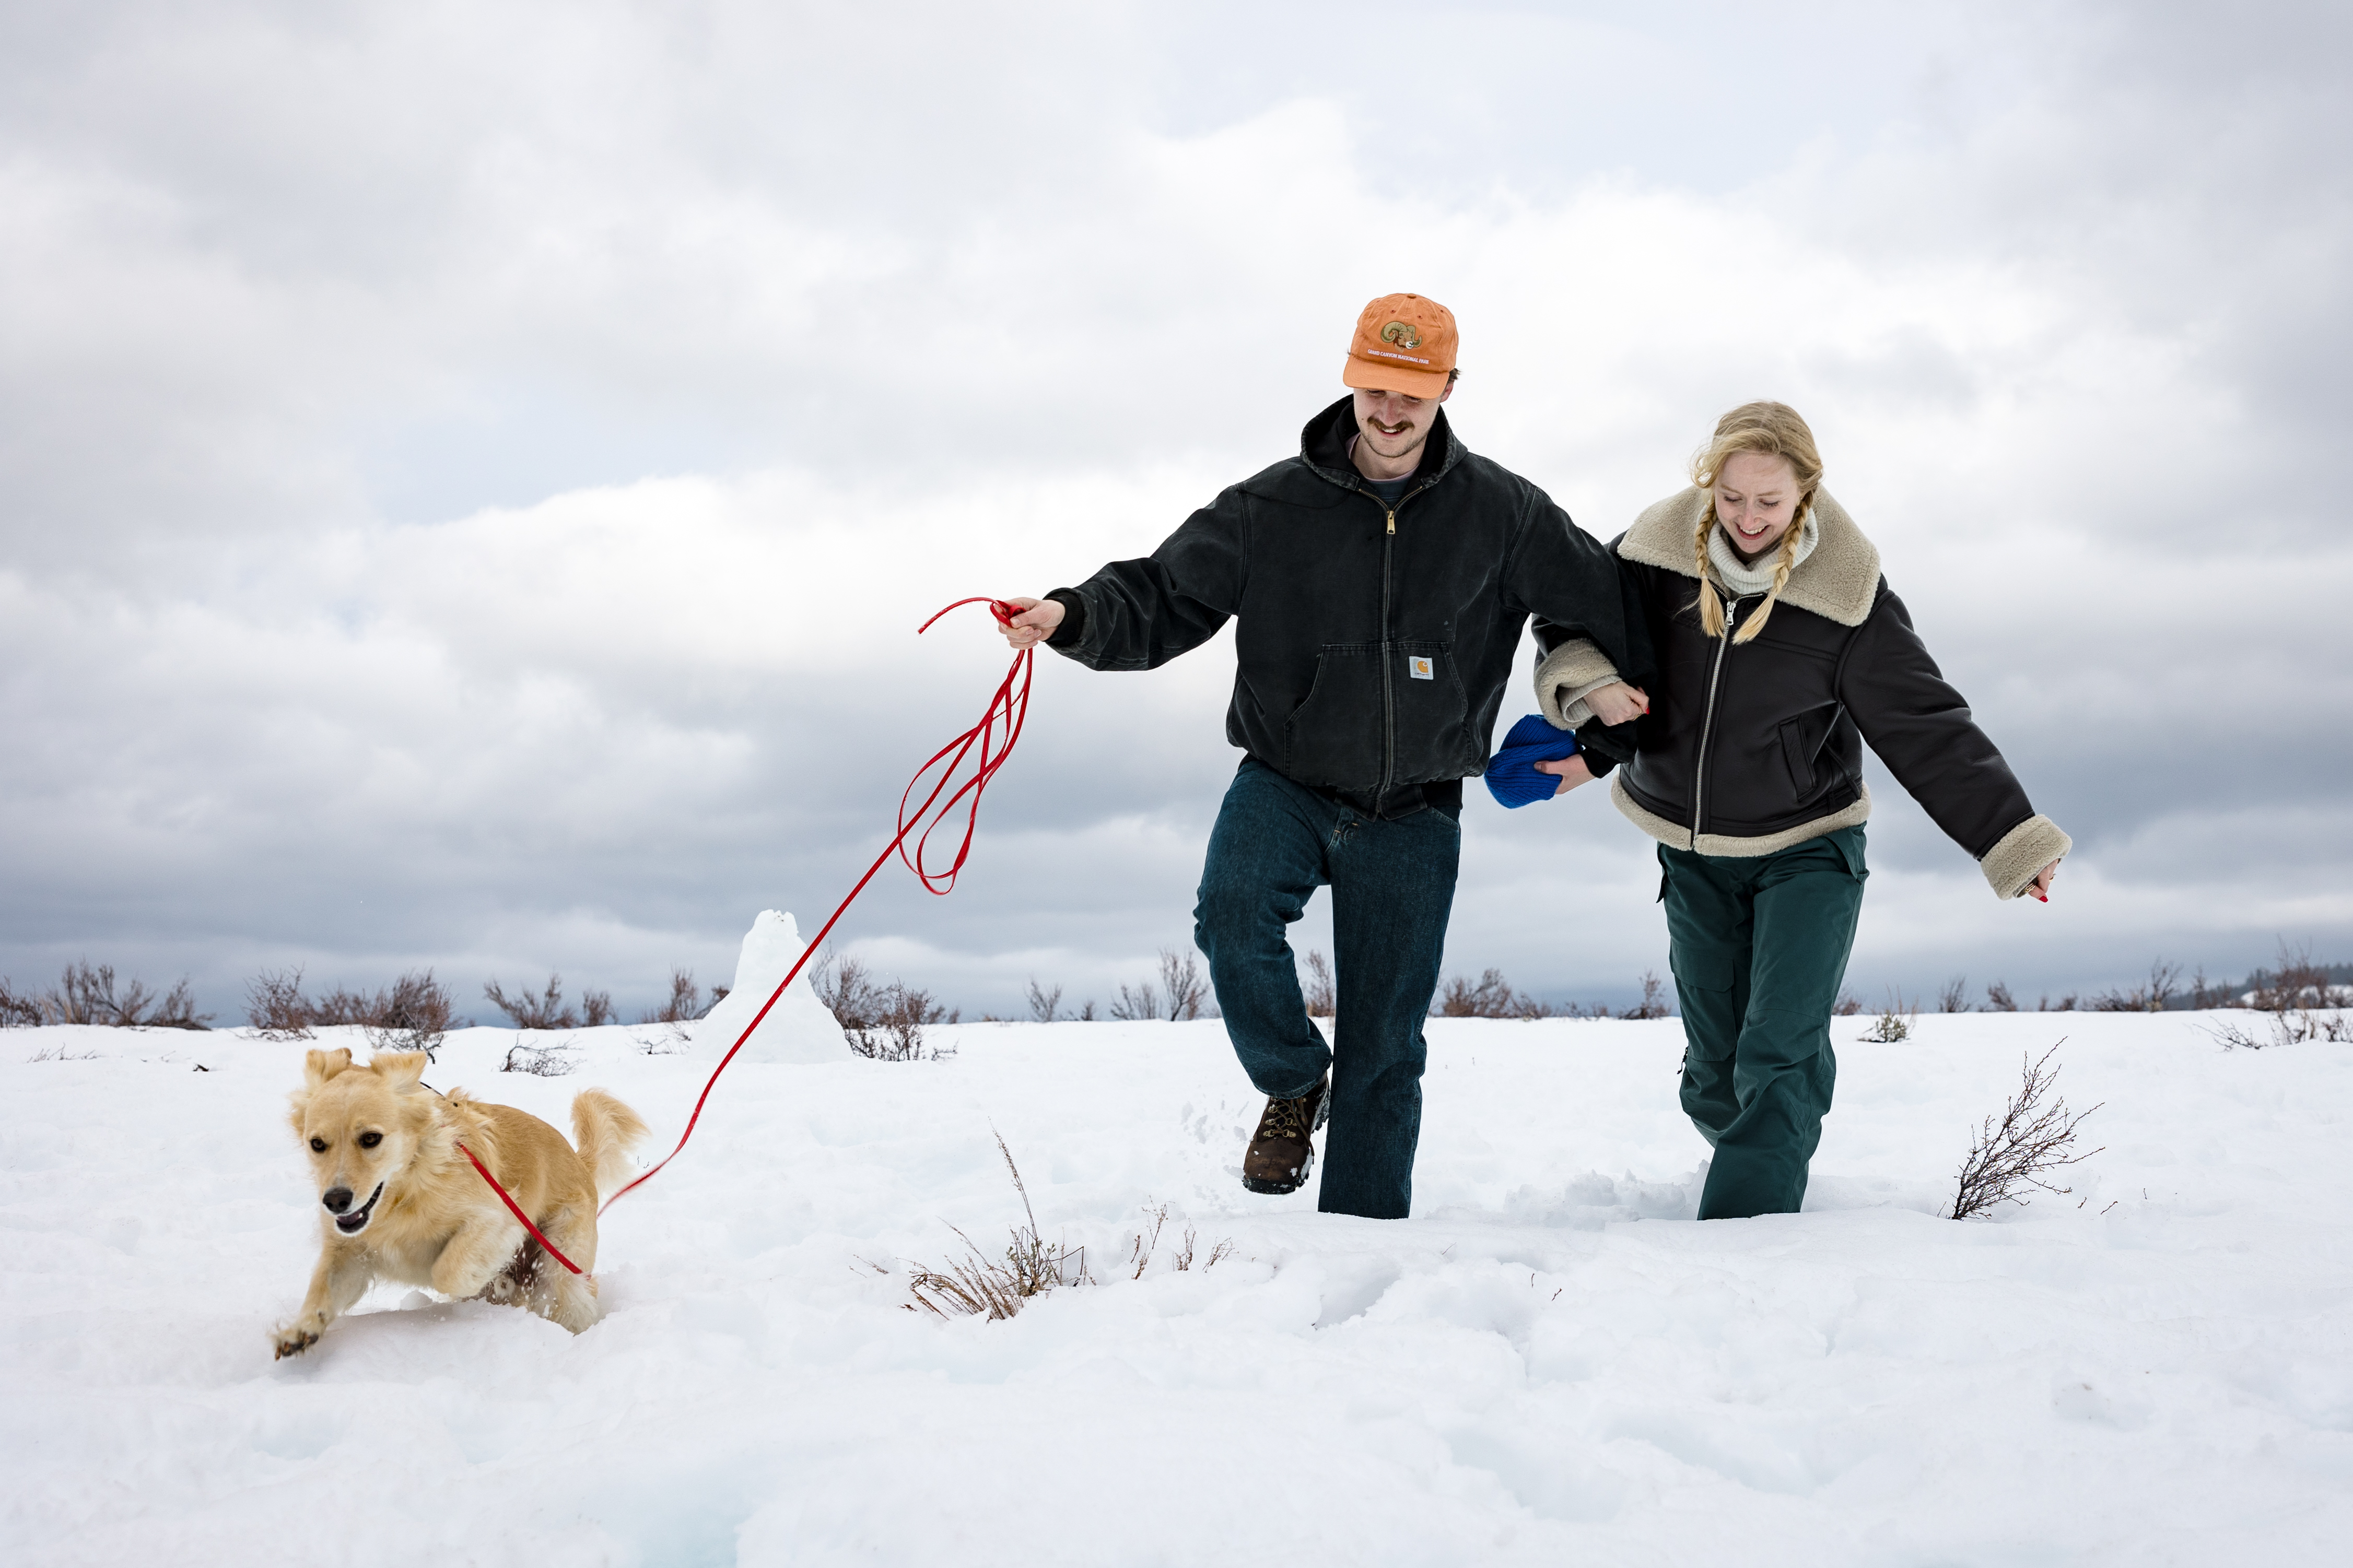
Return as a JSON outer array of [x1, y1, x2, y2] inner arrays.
[[1408, 655, 1434, 680]]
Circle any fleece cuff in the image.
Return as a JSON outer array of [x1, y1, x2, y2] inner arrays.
[[1533, 638, 1620, 729], [1980, 814, 2073, 900]]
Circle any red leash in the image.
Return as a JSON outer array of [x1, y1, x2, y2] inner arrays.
[[450, 597, 1037, 1262]]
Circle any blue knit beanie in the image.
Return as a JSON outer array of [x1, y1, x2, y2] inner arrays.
[[1484, 713, 1579, 808]]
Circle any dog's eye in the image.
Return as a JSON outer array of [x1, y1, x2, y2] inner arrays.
[[309, 1137, 327, 1152], [357, 1131, 383, 1149]]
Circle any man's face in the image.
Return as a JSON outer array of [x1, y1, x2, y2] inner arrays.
[[1351, 383, 1451, 466]]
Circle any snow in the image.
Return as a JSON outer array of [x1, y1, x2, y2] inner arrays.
[[4, 1010, 2350, 1565], [694, 910, 849, 1064]]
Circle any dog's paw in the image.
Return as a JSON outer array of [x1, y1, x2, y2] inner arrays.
[[271, 1323, 321, 1360]]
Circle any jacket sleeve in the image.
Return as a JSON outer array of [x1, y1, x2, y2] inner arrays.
[[1841, 585, 2071, 899], [1047, 486, 1249, 672], [1524, 523, 1653, 767]]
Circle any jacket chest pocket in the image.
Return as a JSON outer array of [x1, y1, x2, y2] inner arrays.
[[1389, 640, 1471, 779]]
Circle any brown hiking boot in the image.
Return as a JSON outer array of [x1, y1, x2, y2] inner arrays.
[[1241, 1076, 1330, 1195]]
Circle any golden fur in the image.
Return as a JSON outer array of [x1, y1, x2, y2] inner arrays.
[[273, 1048, 648, 1359]]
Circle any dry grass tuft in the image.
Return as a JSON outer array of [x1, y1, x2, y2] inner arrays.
[[905, 1135, 1086, 1319]]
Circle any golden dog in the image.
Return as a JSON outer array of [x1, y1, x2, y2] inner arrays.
[[274, 1047, 648, 1359]]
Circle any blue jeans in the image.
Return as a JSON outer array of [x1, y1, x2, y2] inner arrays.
[[1192, 758, 1460, 1219]]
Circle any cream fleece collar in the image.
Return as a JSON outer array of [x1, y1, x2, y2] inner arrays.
[[1619, 486, 1883, 628]]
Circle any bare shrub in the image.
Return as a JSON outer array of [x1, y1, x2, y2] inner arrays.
[[33, 961, 210, 1029], [1435, 967, 1570, 1019], [1938, 974, 1971, 1013], [579, 988, 616, 1027], [1109, 980, 1160, 1021], [1622, 970, 1672, 1020], [27, 1043, 101, 1062], [1301, 950, 1336, 1017], [247, 967, 453, 1055], [483, 973, 580, 1031], [1832, 992, 1863, 1017], [1983, 981, 2018, 1012], [2246, 941, 2344, 1012], [1949, 1042, 2104, 1219], [1025, 976, 1062, 1023], [1075, 998, 1097, 1021], [245, 966, 314, 1039], [501, 1034, 578, 1076], [1860, 990, 1917, 1043], [2186, 968, 2231, 1010], [2091, 959, 2183, 1013], [847, 988, 955, 1061], [639, 968, 706, 1025], [2210, 941, 2352, 1048], [0, 979, 41, 1029], [1158, 948, 1210, 1021], [2038, 993, 2078, 1012], [905, 1135, 1086, 1319], [366, 970, 456, 1057], [817, 954, 954, 1059]]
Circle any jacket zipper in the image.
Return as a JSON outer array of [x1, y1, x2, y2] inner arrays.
[[1689, 593, 1751, 848], [1361, 483, 1430, 803]]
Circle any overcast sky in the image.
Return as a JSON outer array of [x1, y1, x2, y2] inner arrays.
[[4, 0, 2349, 1023]]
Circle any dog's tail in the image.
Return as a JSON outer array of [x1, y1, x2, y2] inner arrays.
[[571, 1089, 652, 1199]]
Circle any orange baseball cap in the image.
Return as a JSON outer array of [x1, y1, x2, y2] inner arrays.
[[1342, 293, 1458, 398]]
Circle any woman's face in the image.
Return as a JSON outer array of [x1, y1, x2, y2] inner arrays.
[[1714, 451, 1802, 562]]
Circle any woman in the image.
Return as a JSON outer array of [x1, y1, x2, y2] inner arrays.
[[1532, 402, 2068, 1220]]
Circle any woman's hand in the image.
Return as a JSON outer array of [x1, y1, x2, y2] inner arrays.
[[1586, 682, 1649, 726], [997, 596, 1063, 649], [2024, 860, 2059, 903], [1533, 755, 1594, 796]]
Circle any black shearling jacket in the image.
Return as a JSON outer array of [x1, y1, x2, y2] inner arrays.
[[1045, 396, 1642, 816], [1534, 487, 2071, 899]]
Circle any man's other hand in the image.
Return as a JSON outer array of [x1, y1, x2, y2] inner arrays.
[[1585, 682, 1649, 726], [1533, 755, 1595, 797], [998, 596, 1064, 650]]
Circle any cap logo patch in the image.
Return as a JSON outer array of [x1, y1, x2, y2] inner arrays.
[[1380, 321, 1423, 350]]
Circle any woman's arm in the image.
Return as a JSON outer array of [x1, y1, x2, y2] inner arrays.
[[1840, 586, 2070, 900]]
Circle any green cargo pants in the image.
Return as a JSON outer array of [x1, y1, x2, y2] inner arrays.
[[1659, 827, 1867, 1220]]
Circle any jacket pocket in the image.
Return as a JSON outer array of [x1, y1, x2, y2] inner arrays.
[[1776, 704, 1840, 800], [1282, 644, 1384, 786], [1388, 640, 1472, 780]]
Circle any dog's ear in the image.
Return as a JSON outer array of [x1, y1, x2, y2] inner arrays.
[[303, 1047, 354, 1089], [372, 1051, 429, 1089]]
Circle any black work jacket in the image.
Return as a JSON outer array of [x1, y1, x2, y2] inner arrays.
[[1046, 397, 1641, 814], [1543, 495, 2035, 857]]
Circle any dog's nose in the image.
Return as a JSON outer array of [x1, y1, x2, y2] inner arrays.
[[322, 1187, 353, 1214]]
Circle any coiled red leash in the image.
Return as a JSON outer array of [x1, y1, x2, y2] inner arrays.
[[451, 598, 1034, 1265], [593, 597, 1033, 1214]]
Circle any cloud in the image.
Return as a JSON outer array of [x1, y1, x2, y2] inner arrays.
[[3, 1, 2348, 1020]]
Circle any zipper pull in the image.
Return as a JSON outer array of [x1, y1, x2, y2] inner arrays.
[[1385, 510, 1396, 535]]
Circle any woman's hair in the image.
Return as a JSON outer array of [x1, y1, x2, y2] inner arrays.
[[1689, 401, 1823, 643]]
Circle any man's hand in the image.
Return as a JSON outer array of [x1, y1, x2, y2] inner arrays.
[[1586, 681, 1649, 726], [997, 596, 1064, 650], [1533, 754, 1594, 796], [2024, 860, 2059, 903]]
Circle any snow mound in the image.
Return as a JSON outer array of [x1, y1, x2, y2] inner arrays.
[[695, 909, 848, 1062]]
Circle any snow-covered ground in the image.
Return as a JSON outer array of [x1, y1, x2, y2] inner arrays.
[[5, 1010, 2349, 1565]]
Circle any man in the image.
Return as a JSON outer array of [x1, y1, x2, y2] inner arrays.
[[999, 293, 1645, 1219]]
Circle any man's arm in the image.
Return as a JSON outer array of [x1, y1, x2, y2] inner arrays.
[[997, 489, 1248, 669], [1512, 503, 1653, 752]]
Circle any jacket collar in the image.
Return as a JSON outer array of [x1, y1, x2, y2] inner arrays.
[[1298, 395, 1465, 493], [1619, 485, 1882, 628]]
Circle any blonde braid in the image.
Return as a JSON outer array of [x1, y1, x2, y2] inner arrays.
[[1730, 492, 1811, 645], [1692, 502, 1727, 639]]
